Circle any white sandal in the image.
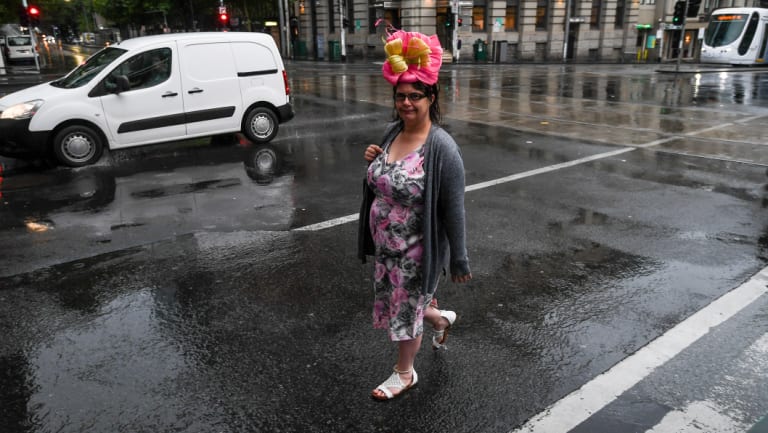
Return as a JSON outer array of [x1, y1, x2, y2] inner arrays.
[[432, 310, 457, 350], [372, 365, 418, 400]]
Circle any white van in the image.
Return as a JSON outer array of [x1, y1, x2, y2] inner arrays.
[[0, 32, 294, 166], [3, 34, 37, 64]]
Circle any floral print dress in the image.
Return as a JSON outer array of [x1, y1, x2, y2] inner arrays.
[[367, 143, 432, 341]]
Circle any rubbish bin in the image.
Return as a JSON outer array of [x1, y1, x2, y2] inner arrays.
[[328, 40, 341, 61], [493, 40, 508, 63], [473, 39, 487, 62], [295, 41, 308, 58]]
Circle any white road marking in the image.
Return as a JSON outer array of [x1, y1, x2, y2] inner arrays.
[[643, 332, 768, 432], [510, 267, 768, 433], [645, 401, 748, 433], [464, 148, 634, 192], [293, 213, 359, 232]]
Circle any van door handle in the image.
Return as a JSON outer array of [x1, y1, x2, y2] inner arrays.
[[162, 92, 178, 98], [188, 88, 203, 94]]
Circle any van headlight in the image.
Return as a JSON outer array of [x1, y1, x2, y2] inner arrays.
[[0, 100, 44, 120]]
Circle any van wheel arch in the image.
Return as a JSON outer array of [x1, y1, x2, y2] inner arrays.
[[242, 105, 279, 143], [50, 122, 107, 167]]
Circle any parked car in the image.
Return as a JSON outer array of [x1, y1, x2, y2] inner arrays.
[[4, 34, 37, 64], [0, 32, 294, 167]]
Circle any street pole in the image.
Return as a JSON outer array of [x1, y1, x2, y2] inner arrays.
[[339, 0, 346, 62], [563, 0, 571, 62], [278, 0, 287, 57], [451, 0, 458, 63], [189, 0, 196, 31], [675, 0, 689, 73]]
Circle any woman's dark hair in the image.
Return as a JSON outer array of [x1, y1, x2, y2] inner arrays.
[[391, 81, 442, 125]]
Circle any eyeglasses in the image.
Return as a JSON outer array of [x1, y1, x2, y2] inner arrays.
[[394, 92, 428, 102]]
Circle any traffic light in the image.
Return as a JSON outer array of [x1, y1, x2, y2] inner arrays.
[[218, 6, 228, 26], [28, 5, 40, 27], [672, 1, 685, 25], [457, 17, 463, 26], [445, 13, 454, 28]]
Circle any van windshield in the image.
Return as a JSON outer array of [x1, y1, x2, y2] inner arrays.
[[51, 47, 128, 89], [7, 36, 32, 46]]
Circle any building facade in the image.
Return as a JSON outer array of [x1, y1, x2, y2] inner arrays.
[[289, 0, 766, 62]]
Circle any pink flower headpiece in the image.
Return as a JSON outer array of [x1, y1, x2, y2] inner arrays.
[[377, 20, 443, 86]]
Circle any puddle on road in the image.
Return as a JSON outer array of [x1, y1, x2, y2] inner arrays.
[[131, 178, 242, 199]]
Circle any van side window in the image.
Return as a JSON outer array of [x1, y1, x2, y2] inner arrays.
[[105, 48, 172, 92]]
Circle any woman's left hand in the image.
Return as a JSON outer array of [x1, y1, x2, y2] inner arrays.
[[451, 273, 472, 284]]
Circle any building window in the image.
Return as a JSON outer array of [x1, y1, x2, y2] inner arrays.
[[369, 7, 378, 34], [506, 0, 519, 31], [535, 0, 549, 30], [329, 0, 335, 32], [473, 5, 487, 32], [347, 0, 355, 33], [615, 0, 625, 28], [370, 7, 400, 34], [703, 0, 720, 13], [590, 0, 602, 29]]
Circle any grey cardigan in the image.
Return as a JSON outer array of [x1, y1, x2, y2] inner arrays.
[[358, 121, 471, 296]]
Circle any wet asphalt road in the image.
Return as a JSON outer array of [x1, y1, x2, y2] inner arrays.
[[1, 60, 768, 432]]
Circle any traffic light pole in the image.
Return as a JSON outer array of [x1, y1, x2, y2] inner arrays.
[[674, 0, 689, 73], [21, 0, 40, 72]]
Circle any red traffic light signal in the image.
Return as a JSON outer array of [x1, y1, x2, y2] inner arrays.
[[27, 5, 40, 26], [219, 13, 229, 23]]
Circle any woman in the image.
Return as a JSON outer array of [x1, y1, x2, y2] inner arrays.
[[357, 28, 472, 401]]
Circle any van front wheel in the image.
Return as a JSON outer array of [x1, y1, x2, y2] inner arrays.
[[243, 107, 278, 143], [53, 125, 104, 167]]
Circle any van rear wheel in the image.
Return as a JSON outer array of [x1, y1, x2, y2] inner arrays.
[[53, 125, 104, 167], [244, 107, 278, 143]]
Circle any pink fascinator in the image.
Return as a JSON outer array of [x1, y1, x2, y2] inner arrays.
[[378, 21, 443, 86]]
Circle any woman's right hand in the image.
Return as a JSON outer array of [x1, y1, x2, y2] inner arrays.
[[364, 144, 383, 162]]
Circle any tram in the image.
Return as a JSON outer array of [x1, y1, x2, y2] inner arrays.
[[700, 7, 768, 65]]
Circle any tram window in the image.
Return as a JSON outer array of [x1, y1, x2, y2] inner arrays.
[[704, 14, 747, 47], [738, 12, 759, 55]]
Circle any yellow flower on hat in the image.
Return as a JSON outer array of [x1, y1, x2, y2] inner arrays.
[[381, 30, 443, 86], [384, 38, 408, 74]]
